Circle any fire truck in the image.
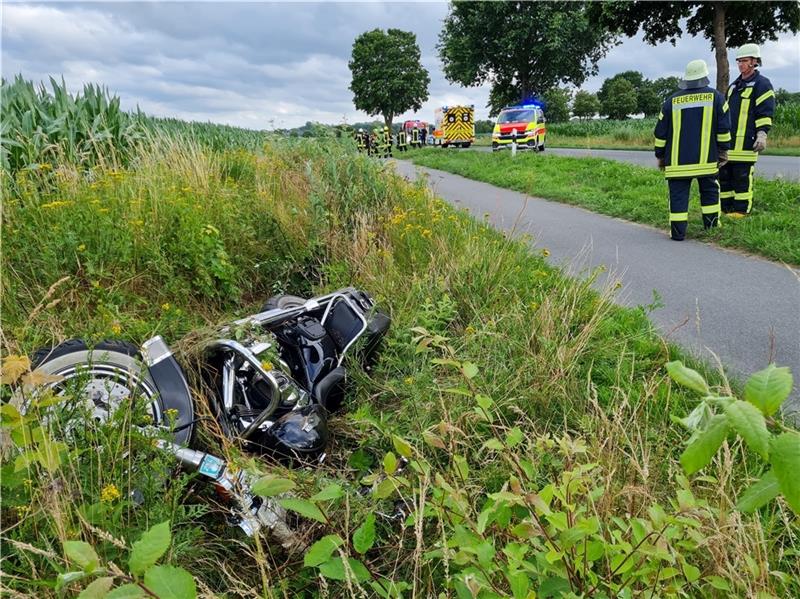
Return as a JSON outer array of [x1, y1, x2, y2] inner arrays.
[[433, 105, 475, 148], [491, 103, 546, 152]]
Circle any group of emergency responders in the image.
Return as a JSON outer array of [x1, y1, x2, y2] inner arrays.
[[654, 43, 775, 241], [355, 124, 428, 157]]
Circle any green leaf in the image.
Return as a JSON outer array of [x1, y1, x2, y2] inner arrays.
[[278, 498, 326, 523], [129, 520, 171, 577], [392, 435, 413, 458], [769, 432, 800, 513], [461, 362, 478, 379], [143, 565, 196, 599], [680, 414, 729, 475], [304, 535, 344, 567], [353, 514, 376, 554], [383, 451, 398, 475], [318, 557, 371, 582], [683, 563, 701, 583], [78, 577, 114, 599], [505, 427, 524, 448], [64, 540, 99, 572], [374, 478, 396, 499], [251, 476, 295, 497], [706, 575, 731, 591], [737, 470, 780, 513], [310, 484, 344, 502], [666, 361, 708, 394], [106, 584, 146, 598], [505, 571, 529, 599], [724, 400, 770, 460], [56, 571, 87, 591], [744, 364, 793, 416], [482, 438, 504, 451]]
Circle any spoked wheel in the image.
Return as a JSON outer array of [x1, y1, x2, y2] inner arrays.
[[27, 339, 191, 445]]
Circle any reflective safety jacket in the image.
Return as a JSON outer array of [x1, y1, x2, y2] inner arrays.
[[654, 86, 731, 179], [726, 71, 775, 163]]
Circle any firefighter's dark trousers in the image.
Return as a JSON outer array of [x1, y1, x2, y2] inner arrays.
[[668, 176, 720, 241], [719, 162, 755, 214]]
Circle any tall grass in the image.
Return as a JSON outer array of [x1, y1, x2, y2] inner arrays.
[[2, 81, 798, 598]]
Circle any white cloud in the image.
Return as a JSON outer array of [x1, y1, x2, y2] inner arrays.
[[2, 2, 797, 129]]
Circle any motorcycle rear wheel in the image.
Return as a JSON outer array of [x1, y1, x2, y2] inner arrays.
[[261, 294, 307, 312]]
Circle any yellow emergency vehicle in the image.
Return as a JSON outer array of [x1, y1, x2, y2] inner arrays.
[[434, 105, 475, 148], [491, 104, 546, 152]]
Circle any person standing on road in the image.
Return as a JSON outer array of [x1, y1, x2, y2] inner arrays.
[[654, 59, 731, 241], [420, 125, 427, 146], [719, 44, 776, 217]]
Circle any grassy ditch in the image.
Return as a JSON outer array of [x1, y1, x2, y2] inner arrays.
[[404, 148, 800, 265], [2, 127, 799, 597]]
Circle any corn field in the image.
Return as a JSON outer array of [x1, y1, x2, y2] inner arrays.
[[0, 76, 272, 177]]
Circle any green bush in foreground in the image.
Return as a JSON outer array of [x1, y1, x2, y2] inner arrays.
[[2, 133, 798, 598]]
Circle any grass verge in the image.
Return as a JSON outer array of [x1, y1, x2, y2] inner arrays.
[[404, 148, 800, 265], [2, 135, 798, 598]]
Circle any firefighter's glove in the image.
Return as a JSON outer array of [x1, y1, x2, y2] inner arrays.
[[753, 131, 767, 153], [717, 150, 729, 168], [657, 157, 665, 170]]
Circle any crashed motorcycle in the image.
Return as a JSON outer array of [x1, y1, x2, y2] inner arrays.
[[24, 287, 390, 548]]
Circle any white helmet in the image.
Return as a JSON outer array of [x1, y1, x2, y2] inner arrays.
[[679, 59, 710, 90], [736, 43, 762, 65]]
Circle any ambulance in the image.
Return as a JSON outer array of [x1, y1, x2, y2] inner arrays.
[[491, 103, 546, 152], [433, 105, 475, 148]]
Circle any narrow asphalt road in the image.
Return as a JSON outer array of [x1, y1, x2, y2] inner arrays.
[[394, 160, 800, 412], [472, 146, 800, 181]]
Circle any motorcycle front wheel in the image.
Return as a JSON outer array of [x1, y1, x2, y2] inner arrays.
[[28, 339, 193, 445]]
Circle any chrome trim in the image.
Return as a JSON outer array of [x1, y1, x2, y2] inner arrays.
[[141, 336, 172, 367], [208, 339, 281, 439]]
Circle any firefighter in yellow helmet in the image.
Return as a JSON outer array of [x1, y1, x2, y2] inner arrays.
[[653, 60, 731, 241], [720, 43, 776, 216], [383, 125, 392, 158]]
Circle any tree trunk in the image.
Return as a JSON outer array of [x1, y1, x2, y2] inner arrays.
[[384, 114, 393, 130], [713, 2, 729, 92]]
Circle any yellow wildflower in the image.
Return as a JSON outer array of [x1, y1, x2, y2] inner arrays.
[[40, 200, 72, 210], [261, 360, 273, 371], [404, 377, 414, 385], [161, 303, 171, 311], [165, 408, 179, 422], [110, 323, 121, 335], [131, 219, 143, 227], [100, 484, 121, 503], [465, 326, 476, 335], [541, 248, 550, 257], [77, 244, 86, 252], [98, 208, 109, 214]]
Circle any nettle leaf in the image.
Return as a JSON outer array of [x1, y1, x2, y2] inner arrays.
[[77, 576, 114, 599], [744, 364, 793, 416], [252, 476, 295, 497], [143, 565, 196, 599], [666, 361, 709, 395], [310, 484, 344, 502], [106, 584, 146, 598], [353, 514, 377, 554], [724, 400, 770, 460], [461, 362, 478, 379], [278, 498, 327, 523], [392, 435, 413, 458], [736, 470, 780, 513], [318, 557, 371, 582], [129, 520, 171, 577], [680, 414, 729, 475], [63, 540, 99, 572], [383, 451, 398, 475], [304, 535, 344, 567], [505, 427, 524, 448], [769, 432, 800, 514]]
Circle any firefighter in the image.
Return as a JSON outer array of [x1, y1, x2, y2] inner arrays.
[[719, 44, 775, 217], [411, 125, 420, 148], [420, 125, 427, 146], [356, 128, 366, 153], [383, 125, 392, 158], [654, 59, 731, 241], [396, 126, 408, 152], [371, 126, 381, 157]]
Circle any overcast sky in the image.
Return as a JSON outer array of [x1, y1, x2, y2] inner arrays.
[[3, 1, 799, 129]]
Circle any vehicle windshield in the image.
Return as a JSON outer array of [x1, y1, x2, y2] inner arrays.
[[497, 109, 535, 124]]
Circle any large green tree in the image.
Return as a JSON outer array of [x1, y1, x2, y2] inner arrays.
[[600, 78, 639, 119], [589, 1, 800, 91], [438, 1, 615, 116], [572, 91, 601, 120], [543, 88, 572, 123], [598, 71, 661, 117], [348, 29, 430, 128]]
